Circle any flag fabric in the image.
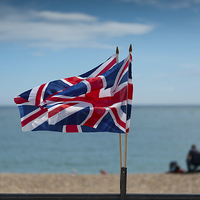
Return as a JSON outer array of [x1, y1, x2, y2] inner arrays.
[[14, 53, 133, 133]]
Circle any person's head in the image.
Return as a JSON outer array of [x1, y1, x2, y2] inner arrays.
[[192, 144, 196, 149]]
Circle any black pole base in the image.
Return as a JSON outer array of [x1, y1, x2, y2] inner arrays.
[[120, 167, 127, 200]]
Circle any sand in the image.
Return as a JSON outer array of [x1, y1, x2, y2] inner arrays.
[[0, 173, 200, 194]]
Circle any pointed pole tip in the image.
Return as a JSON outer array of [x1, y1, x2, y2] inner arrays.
[[116, 46, 119, 54], [129, 44, 132, 53]]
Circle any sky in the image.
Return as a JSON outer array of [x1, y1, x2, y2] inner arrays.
[[0, 0, 200, 106]]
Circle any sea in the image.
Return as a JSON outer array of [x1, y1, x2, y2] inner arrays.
[[0, 105, 200, 175]]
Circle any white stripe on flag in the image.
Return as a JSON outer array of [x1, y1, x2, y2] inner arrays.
[[22, 111, 48, 131], [48, 102, 91, 125], [28, 86, 40, 105], [41, 83, 49, 103], [61, 78, 74, 86], [88, 55, 116, 78]]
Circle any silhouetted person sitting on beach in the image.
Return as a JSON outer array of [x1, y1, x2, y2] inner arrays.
[[168, 161, 184, 173], [187, 144, 200, 172]]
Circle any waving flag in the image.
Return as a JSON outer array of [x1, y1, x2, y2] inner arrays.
[[14, 53, 133, 133]]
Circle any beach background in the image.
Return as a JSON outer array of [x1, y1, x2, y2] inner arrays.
[[1, 105, 200, 193], [1, 173, 200, 193]]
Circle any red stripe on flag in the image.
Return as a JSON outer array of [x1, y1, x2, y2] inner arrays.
[[65, 125, 79, 132], [128, 83, 133, 100], [87, 77, 103, 92], [46, 96, 71, 102], [110, 106, 126, 129], [130, 54, 132, 61], [21, 107, 47, 127], [126, 127, 130, 133], [48, 103, 77, 118], [116, 60, 129, 87], [83, 107, 106, 127], [64, 77, 83, 85], [82, 86, 127, 108], [113, 87, 127, 103], [35, 84, 46, 106], [14, 97, 29, 104], [97, 57, 116, 76]]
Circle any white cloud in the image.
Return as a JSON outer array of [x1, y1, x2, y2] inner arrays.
[[124, 0, 200, 10], [0, 6, 154, 50], [31, 11, 97, 22]]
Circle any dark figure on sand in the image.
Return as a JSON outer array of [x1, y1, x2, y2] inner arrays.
[[168, 161, 184, 173], [187, 144, 200, 172]]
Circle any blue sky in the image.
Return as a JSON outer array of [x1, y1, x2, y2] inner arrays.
[[0, 0, 200, 105]]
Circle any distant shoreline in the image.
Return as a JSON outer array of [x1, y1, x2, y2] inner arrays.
[[1, 173, 200, 193]]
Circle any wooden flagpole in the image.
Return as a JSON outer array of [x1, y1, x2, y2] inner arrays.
[[116, 46, 123, 170], [116, 45, 125, 200], [124, 44, 132, 168], [120, 44, 132, 200]]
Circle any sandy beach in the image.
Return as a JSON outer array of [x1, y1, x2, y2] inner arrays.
[[0, 173, 200, 194]]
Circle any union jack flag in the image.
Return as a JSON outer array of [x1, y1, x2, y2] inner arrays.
[[14, 53, 133, 133]]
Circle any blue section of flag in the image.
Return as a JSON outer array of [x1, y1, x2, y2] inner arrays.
[[44, 80, 71, 100], [57, 82, 88, 97], [19, 90, 31, 101]]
